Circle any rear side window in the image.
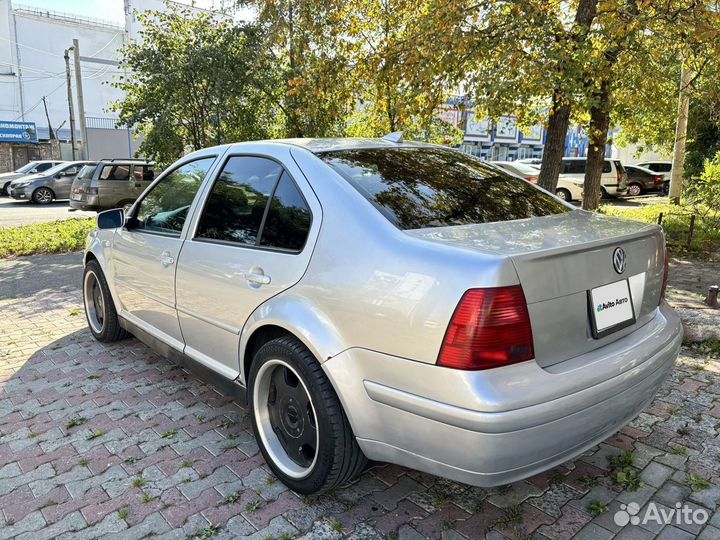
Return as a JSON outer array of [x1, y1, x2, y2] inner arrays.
[[562, 160, 586, 174], [133, 165, 155, 182], [321, 148, 570, 230], [36, 163, 54, 172], [100, 164, 130, 181], [652, 163, 672, 172], [195, 157, 282, 246], [259, 173, 312, 251], [602, 161, 612, 173], [195, 157, 312, 251]]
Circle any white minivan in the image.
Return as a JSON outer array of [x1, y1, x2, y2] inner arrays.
[[561, 157, 628, 197]]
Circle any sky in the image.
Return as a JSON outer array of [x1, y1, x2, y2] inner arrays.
[[16, 0, 247, 25]]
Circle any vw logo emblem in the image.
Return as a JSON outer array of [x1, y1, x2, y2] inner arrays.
[[612, 247, 626, 274]]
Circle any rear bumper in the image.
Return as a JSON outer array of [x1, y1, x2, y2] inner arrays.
[[323, 303, 682, 487], [69, 196, 99, 211]]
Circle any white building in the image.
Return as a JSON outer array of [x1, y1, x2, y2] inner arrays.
[[0, 0, 215, 170]]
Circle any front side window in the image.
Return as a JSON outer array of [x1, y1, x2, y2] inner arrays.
[[321, 147, 570, 230], [100, 164, 130, 181], [135, 158, 215, 235]]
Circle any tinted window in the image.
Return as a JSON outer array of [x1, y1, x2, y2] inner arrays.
[[562, 160, 586, 174], [653, 163, 672, 172], [36, 163, 54, 172], [321, 148, 570, 230], [260, 172, 312, 251], [135, 158, 215, 235], [195, 157, 282, 245], [602, 161, 612, 173], [100, 165, 130, 181], [77, 164, 97, 180], [133, 165, 155, 182], [627, 166, 651, 177]]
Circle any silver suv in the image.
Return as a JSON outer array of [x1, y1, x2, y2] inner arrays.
[[69, 159, 156, 212], [82, 138, 681, 494]]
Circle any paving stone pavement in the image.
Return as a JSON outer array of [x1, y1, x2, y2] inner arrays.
[[0, 253, 718, 540]]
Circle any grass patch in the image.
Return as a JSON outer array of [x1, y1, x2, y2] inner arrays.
[[588, 500, 608, 517], [0, 218, 95, 258], [687, 473, 711, 491], [66, 417, 87, 430], [161, 428, 177, 439], [85, 429, 107, 440], [599, 202, 720, 260], [118, 508, 128, 520], [244, 500, 262, 512], [132, 477, 147, 488]]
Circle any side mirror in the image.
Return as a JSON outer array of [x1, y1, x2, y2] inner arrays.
[[97, 208, 124, 229]]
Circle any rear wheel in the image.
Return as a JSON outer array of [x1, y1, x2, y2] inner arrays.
[[32, 187, 54, 204], [1, 182, 9, 196], [83, 260, 128, 342], [249, 336, 366, 494], [627, 183, 643, 197], [555, 188, 572, 202]]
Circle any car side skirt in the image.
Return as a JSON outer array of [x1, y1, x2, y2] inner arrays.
[[119, 316, 248, 403]]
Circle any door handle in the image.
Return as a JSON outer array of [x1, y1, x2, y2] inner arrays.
[[244, 272, 271, 285], [160, 251, 175, 266]]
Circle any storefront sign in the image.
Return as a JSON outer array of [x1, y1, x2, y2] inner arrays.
[[0, 121, 38, 144]]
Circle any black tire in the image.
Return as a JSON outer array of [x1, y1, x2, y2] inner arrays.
[[555, 188, 572, 202], [249, 336, 366, 494], [600, 187, 610, 199], [627, 183, 643, 197], [32, 187, 54, 204], [83, 260, 128, 342], [1, 182, 9, 196]]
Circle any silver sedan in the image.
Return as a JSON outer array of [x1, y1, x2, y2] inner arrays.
[[82, 138, 682, 494]]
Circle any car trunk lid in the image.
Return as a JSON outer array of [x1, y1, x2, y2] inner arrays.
[[406, 210, 665, 368]]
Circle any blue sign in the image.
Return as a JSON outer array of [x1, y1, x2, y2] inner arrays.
[[0, 121, 38, 144]]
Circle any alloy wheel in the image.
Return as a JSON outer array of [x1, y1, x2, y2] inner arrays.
[[627, 184, 642, 197], [34, 188, 53, 204], [253, 359, 319, 479], [83, 270, 105, 333]]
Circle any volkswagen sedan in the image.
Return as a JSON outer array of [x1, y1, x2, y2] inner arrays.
[[82, 138, 682, 494]]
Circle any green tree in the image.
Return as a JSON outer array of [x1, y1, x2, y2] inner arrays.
[[112, 3, 281, 165]]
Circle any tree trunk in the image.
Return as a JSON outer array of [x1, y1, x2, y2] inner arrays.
[[582, 81, 612, 210], [669, 61, 692, 205], [538, 92, 571, 192], [537, 0, 598, 191]]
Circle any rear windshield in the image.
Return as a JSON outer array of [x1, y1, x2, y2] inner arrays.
[[320, 147, 571, 230], [77, 164, 98, 180]]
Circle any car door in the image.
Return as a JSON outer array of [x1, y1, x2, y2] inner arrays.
[[111, 155, 219, 350], [174, 148, 320, 380], [51, 164, 80, 199]]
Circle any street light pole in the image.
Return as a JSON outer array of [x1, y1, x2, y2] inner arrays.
[[72, 39, 89, 160], [64, 48, 77, 160]]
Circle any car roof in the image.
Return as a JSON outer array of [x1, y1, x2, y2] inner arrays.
[[215, 137, 435, 155], [626, 165, 654, 172]]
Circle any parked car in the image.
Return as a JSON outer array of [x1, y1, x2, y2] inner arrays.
[[516, 158, 543, 166], [560, 157, 628, 197], [0, 160, 65, 196], [82, 138, 681, 494], [636, 160, 673, 181], [69, 159, 156, 213], [7, 161, 95, 203], [493, 161, 584, 201], [624, 165, 665, 196]]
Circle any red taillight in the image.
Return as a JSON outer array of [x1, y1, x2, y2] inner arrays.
[[660, 245, 669, 303], [87, 187, 98, 195], [617, 168, 622, 182], [654, 176, 663, 184], [437, 286, 535, 370], [528, 176, 538, 184]]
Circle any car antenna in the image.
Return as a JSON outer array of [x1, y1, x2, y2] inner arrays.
[[381, 131, 403, 143]]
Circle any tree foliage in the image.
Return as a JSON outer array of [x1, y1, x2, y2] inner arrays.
[[112, 3, 282, 164]]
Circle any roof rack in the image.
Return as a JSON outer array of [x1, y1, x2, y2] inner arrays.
[[100, 158, 151, 162]]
